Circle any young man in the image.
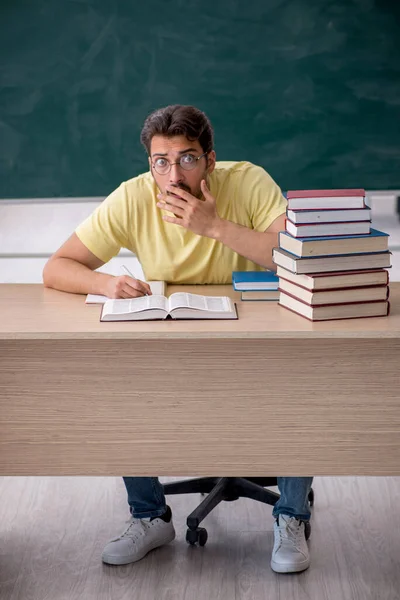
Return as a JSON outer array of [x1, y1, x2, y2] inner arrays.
[[43, 104, 313, 574]]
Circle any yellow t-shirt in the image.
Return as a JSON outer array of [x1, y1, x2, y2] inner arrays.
[[75, 161, 287, 284]]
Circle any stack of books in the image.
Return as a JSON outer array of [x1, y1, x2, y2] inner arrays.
[[232, 271, 279, 301], [273, 189, 391, 321]]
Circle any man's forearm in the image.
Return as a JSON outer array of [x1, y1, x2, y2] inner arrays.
[[43, 257, 112, 295], [212, 219, 278, 269]]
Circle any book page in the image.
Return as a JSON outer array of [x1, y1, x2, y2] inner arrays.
[[168, 293, 231, 312], [86, 294, 109, 304], [102, 295, 167, 316]]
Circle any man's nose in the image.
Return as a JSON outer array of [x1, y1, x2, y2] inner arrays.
[[169, 162, 184, 183]]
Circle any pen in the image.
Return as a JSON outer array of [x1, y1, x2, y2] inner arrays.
[[120, 264, 149, 296]]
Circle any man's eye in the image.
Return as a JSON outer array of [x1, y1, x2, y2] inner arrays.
[[181, 154, 196, 164], [155, 158, 168, 167]]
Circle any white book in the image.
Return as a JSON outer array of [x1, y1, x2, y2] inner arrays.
[[276, 265, 389, 290], [86, 280, 166, 304], [100, 293, 238, 322], [287, 208, 371, 224], [286, 220, 371, 238]]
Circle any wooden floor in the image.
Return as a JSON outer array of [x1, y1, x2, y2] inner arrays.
[[0, 476, 399, 600]]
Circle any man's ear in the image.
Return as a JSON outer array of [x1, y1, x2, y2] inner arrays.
[[148, 156, 152, 171], [207, 150, 216, 174]]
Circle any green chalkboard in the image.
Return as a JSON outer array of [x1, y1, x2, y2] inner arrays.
[[1, 0, 400, 198]]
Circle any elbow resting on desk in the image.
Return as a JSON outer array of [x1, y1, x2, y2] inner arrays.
[[43, 256, 113, 296]]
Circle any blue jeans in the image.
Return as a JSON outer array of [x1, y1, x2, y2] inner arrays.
[[123, 477, 314, 521]]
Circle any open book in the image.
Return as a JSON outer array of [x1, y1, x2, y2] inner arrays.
[[100, 292, 238, 321]]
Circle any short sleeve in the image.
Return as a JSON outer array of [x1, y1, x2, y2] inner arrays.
[[75, 183, 132, 263], [242, 165, 287, 231]]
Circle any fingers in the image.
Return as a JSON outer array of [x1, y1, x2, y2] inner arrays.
[[157, 201, 186, 217], [113, 276, 151, 298], [201, 179, 212, 200], [165, 186, 194, 203], [161, 214, 184, 226], [124, 276, 151, 296], [157, 193, 188, 211], [118, 289, 133, 299]]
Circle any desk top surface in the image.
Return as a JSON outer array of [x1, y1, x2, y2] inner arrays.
[[0, 283, 399, 340]]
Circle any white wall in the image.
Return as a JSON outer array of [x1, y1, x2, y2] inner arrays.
[[0, 198, 144, 282], [0, 194, 399, 283]]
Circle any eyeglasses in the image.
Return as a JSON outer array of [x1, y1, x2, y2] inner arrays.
[[152, 152, 207, 175]]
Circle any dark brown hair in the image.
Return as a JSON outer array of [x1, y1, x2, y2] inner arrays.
[[140, 105, 214, 155]]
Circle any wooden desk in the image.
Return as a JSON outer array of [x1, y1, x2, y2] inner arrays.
[[1, 284, 399, 476]]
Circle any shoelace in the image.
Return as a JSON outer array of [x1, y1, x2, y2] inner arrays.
[[118, 517, 148, 542], [277, 519, 305, 552]]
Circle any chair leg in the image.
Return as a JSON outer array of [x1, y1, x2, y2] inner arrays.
[[186, 477, 230, 530], [245, 477, 278, 488], [234, 478, 280, 506]]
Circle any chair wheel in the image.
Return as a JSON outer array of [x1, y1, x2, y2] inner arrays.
[[186, 527, 208, 546], [308, 488, 314, 507], [305, 521, 311, 540]]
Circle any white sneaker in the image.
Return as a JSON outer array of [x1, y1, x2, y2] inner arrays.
[[270, 514, 310, 574], [102, 507, 176, 565]]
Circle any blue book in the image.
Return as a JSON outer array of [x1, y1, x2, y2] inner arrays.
[[279, 228, 389, 258], [232, 270, 279, 291]]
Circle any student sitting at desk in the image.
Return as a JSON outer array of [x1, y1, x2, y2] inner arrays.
[[43, 104, 313, 574]]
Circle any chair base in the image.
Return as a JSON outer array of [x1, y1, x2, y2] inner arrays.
[[163, 477, 314, 546]]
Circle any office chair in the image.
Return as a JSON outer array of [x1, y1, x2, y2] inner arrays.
[[163, 477, 314, 546]]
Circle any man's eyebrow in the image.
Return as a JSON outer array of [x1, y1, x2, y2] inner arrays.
[[152, 147, 199, 157]]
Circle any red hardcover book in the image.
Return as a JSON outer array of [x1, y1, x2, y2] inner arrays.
[[287, 189, 365, 199], [278, 290, 390, 321], [278, 280, 390, 306]]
